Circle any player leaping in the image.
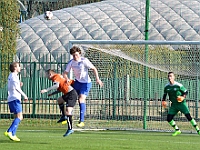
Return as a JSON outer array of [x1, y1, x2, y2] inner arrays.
[[41, 69, 78, 137], [162, 72, 200, 136], [63, 46, 103, 128]]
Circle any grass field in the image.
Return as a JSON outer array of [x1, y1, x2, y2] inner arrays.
[[0, 126, 199, 150]]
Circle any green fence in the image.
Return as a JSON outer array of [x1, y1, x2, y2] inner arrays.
[[0, 48, 200, 131]]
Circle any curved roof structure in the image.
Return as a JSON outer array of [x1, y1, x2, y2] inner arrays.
[[17, 0, 200, 63]]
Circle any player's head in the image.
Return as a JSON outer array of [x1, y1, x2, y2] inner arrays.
[[70, 46, 81, 61], [168, 72, 175, 84], [45, 69, 56, 79], [9, 62, 21, 73]]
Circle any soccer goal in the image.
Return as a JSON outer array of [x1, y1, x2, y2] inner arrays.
[[69, 40, 200, 132]]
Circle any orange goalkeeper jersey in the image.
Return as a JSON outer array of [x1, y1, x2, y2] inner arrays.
[[50, 74, 74, 95]]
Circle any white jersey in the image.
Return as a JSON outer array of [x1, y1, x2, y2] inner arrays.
[[7, 72, 27, 102], [65, 57, 94, 83]]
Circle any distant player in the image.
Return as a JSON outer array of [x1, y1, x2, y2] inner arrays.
[[40, 69, 78, 136], [4, 62, 28, 142], [63, 46, 103, 128], [162, 72, 200, 136]]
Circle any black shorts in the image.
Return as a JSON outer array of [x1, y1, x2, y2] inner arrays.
[[62, 89, 78, 107]]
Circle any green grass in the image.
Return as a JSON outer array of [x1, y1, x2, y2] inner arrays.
[[0, 127, 200, 150]]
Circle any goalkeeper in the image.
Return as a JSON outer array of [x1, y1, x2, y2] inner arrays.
[[41, 69, 78, 137], [162, 72, 200, 136]]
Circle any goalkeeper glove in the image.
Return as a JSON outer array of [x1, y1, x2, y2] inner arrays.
[[177, 96, 185, 102], [162, 101, 167, 108]]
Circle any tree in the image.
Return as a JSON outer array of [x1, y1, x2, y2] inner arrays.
[[0, 0, 20, 86]]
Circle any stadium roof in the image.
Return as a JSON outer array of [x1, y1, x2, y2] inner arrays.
[[17, 0, 200, 62]]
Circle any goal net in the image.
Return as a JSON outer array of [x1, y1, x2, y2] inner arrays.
[[69, 40, 200, 132]]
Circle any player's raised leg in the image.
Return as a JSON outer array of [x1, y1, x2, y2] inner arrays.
[[76, 82, 92, 128], [76, 94, 87, 128], [57, 97, 67, 123]]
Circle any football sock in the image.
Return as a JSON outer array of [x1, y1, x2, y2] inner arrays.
[[169, 120, 179, 130], [79, 103, 86, 122], [59, 103, 65, 116], [67, 115, 72, 130], [190, 119, 200, 131], [7, 118, 21, 136]]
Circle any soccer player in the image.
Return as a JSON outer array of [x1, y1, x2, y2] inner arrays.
[[40, 69, 78, 136], [162, 72, 200, 136], [63, 46, 103, 128], [4, 62, 28, 142]]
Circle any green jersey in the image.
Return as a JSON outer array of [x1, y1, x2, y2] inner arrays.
[[164, 81, 187, 103]]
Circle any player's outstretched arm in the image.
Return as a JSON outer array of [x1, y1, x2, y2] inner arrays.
[[41, 82, 59, 94], [48, 90, 61, 96], [63, 71, 70, 82], [91, 67, 103, 87]]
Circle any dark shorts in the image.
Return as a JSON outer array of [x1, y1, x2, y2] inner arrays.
[[62, 89, 78, 107]]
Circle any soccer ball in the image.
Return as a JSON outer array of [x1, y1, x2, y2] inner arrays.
[[44, 11, 53, 20]]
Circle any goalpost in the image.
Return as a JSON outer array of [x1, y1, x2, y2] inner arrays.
[[68, 40, 200, 132]]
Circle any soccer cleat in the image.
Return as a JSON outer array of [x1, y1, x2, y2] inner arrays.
[[4, 131, 13, 140], [197, 130, 200, 135], [63, 130, 74, 137], [4, 131, 20, 142], [76, 122, 85, 128], [4, 131, 8, 137], [57, 115, 67, 123], [12, 135, 20, 142], [172, 130, 181, 136]]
